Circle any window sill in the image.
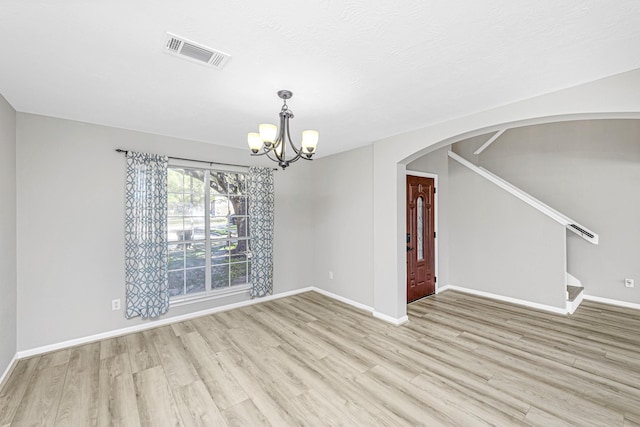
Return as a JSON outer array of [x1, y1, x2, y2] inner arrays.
[[170, 284, 251, 308]]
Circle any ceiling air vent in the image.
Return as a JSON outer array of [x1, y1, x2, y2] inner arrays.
[[163, 33, 230, 69]]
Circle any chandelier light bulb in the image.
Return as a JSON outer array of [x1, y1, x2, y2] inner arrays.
[[301, 130, 319, 153], [248, 90, 319, 169], [247, 132, 262, 153], [259, 123, 277, 145]]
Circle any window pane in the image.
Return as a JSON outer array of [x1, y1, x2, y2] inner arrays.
[[191, 216, 206, 240], [211, 264, 230, 288], [186, 242, 206, 268], [184, 169, 206, 195], [210, 217, 228, 239], [225, 219, 238, 238], [168, 270, 184, 297], [210, 217, 241, 239], [227, 173, 245, 195], [186, 268, 206, 294], [168, 226, 193, 242], [209, 172, 228, 196], [229, 196, 247, 216], [168, 247, 184, 270], [168, 193, 186, 242], [168, 217, 183, 242], [234, 217, 248, 239], [211, 240, 230, 265], [230, 239, 248, 263], [168, 168, 185, 193], [230, 262, 248, 285], [417, 196, 424, 260], [210, 196, 230, 217], [184, 211, 205, 241], [168, 193, 185, 214]]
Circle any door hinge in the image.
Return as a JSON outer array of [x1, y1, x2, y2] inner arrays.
[[434, 231, 436, 238], [434, 277, 437, 283], [434, 187, 436, 194]]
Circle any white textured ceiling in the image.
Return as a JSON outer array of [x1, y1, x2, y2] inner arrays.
[[1, 1, 639, 157]]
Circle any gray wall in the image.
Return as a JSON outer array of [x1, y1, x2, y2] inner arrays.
[[0, 94, 17, 377], [16, 113, 313, 351], [312, 145, 374, 307], [449, 160, 567, 308], [477, 119, 640, 302], [407, 145, 451, 288]]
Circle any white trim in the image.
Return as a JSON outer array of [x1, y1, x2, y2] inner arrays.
[[448, 151, 599, 245], [312, 288, 374, 313], [405, 171, 440, 293], [15, 286, 408, 359], [566, 290, 584, 315], [473, 129, 506, 155], [311, 288, 409, 326], [0, 354, 19, 391], [16, 287, 314, 359], [436, 284, 452, 294], [565, 272, 582, 288], [441, 285, 568, 315], [405, 170, 437, 179], [170, 284, 251, 307], [17, 285, 615, 366], [373, 311, 409, 325], [583, 294, 640, 310]]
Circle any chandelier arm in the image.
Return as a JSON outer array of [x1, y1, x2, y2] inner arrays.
[[285, 120, 304, 157], [286, 151, 302, 163], [264, 149, 281, 163], [285, 154, 303, 164], [275, 141, 285, 162], [250, 150, 270, 157], [249, 140, 280, 157], [248, 90, 316, 169]]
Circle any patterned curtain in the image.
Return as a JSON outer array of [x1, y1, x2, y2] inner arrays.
[[124, 151, 169, 318], [248, 166, 275, 297]]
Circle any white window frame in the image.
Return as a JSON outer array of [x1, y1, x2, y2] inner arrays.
[[167, 160, 251, 306]]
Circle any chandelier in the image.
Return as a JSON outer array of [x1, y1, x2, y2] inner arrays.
[[247, 90, 319, 169]]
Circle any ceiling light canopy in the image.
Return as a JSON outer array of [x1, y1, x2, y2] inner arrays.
[[248, 90, 318, 169]]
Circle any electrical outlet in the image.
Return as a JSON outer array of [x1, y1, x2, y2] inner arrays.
[[625, 278, 634, 288], [112, 299, 121, 310], [328, 271, 334, 280]]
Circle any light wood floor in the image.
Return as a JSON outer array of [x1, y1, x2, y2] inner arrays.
[[1, 290, 640, 426]]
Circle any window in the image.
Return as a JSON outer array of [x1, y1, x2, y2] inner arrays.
[[417, 196, 424, 260], [167, 166, 250, 298]]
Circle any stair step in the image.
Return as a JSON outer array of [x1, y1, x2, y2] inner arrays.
[[567, 285, 583, 302]]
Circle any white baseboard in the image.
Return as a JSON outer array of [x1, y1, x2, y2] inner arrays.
[[566, 290, 584, 315], [312, 287, 408, 326], [372, 311, 409, 326], [436, 284, 452, 294], [17, 287, 315, 359], [311, 287, 374, 313], [15, 285, 411, 361], [441, 285, 568, 315], [583, 294, 640, 310], [0, 354, 18, 391]]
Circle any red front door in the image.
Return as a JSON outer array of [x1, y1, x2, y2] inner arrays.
[[406, 175, 436, 303]]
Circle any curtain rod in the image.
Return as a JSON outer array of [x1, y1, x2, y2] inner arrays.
[[115, 149, 278, 171]]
